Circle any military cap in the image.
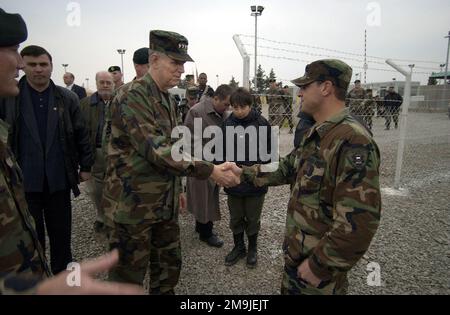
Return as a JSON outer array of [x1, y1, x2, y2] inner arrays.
[[291, 59, 353, 90], [133, 47, 149, 65], [108, 66, 121, 73], [186, 86, 199, 97], [354, 79, 361, 84], [149, 30, 193, 62], [0, 9, 28, 47]]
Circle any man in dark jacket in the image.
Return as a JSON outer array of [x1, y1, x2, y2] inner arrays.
[[63, 72, 87, 100], [80, 71, 114, 237], [384, 86, 403, 130], [0, 45, 92, 274]]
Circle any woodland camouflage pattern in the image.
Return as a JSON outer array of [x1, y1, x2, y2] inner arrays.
[[102, 72, 213, 293], [0, 119, 50, 294], [242, 108, 381, 295]]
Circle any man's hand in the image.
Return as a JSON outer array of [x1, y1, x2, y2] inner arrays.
[[220, 162, 243, 177], [179, 193, 187, 214], [79, 172, 91, 182], [210, 162, 241, 188], [36, 250, 144, 295], [297, 259, 322, 288]]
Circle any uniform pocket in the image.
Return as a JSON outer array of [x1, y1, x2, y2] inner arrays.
[[298, 156, 325, 210]]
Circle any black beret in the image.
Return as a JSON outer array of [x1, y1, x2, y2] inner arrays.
[[108, 66, 121, 73], [133, 47, 149, 65], [0, 9, 28, 47]]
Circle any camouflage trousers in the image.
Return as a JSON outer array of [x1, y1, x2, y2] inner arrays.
[[108, 219, 181, 295], [281, 264, 348, 295]]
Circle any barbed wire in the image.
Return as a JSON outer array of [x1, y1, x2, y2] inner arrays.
[[237, 34, 443, 65], [242, 43, 440, 71], [249, 53, 432, 75]]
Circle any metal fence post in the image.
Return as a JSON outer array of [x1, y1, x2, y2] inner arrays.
[[386, 59, 413, 189]]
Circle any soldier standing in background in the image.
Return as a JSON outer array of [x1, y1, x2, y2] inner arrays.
[[228, 59, 381, 295], [102, 30, 240, 294], [279, 85, 294, 133], [178, 85, 198, 123], [196, 72, 215, 102], [267, 79, 284, 126], [384, 86, 403, 130], [108, 66, 124, 90], [363, 89, 376, 130], [346, 79, 366, 119]]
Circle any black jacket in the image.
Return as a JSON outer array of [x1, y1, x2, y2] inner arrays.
[[222, 109, 271, 197], [71, 84, 87, 100], [384, 92, 403, 109], [0, 77, 93, 197]]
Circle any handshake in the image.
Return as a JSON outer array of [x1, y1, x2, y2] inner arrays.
[[210, 162, 243, 188]]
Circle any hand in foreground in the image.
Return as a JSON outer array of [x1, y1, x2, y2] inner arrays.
[[210, 162, 241, 188], [297, 259, 322, 288], [36, 250, 144, 295]]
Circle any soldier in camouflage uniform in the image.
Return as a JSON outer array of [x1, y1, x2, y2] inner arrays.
[[229, 59, 381, 295], [0, 9, 142, 295], [362, 89, 376, 130], [346, 80, 366, 118], [267, 79, 284, 126], [177, 86, 198, 123], [102, 30, 240, 294]]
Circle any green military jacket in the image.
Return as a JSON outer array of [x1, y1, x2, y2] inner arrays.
[[243, 108, 381, 280], [346, 88, 366, 115], [0, 119, 50, 294], [102, 73, 214, 225]]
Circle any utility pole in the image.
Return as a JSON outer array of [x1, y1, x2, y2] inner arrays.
[[251, 5, 264, 92], [117, 49, 126, 79]]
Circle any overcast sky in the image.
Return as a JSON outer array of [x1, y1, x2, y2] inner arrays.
[[2, 0, 449, 89]]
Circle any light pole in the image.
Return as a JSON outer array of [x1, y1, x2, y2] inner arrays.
[[85, 78, 89, 90], [117, 49, 126, 79], [62, 64, 69, 73], [444, 31, 450, 85], [216, 74, 219, 88], [251, 5, 264, 92]]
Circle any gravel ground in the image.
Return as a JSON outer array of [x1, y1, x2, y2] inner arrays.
[[69, 112, 450, 295]]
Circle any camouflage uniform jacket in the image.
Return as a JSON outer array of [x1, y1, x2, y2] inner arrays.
[[0, 119, 50, 294], [362, 97, 376, 116], [346, 88, 366, 115], [267, 87, 284, 106], [102, 73, 214, 225], [242, 108, 381, 280]]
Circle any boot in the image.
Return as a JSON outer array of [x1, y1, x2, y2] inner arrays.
[[246, 234, 258, 268], [225, 233, 246, 266]]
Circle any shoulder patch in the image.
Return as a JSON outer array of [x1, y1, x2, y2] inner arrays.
[[347, 148, 369, 170]]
